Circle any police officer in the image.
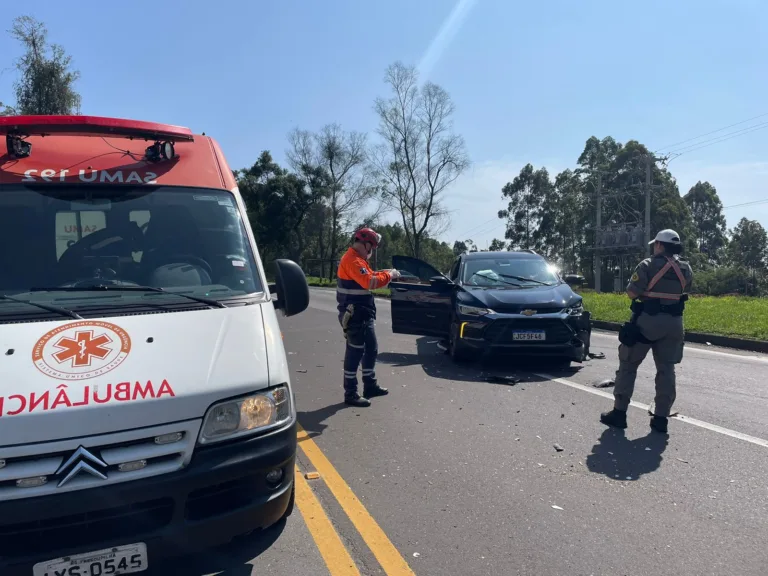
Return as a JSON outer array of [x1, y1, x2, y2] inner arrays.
[[336, 228, 401, 407], [600, 229, 693, 433]]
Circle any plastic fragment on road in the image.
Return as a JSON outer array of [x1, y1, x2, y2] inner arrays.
[[413, 553, 421, 558], [551, 505, 564, 510], [588, 352, 606, 359], [553, 444, 564, 452]]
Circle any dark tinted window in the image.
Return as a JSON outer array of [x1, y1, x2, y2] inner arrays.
[[0, 185, 263, 300]]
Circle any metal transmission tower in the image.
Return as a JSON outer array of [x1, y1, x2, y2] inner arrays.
[[590, 154, 666, 292]]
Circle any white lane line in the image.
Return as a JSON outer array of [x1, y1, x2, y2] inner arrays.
[[591, 331, 768, 363], [536, 373, 768, 449]]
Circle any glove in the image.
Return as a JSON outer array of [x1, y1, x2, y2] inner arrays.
[[389, 269, 402, 280]]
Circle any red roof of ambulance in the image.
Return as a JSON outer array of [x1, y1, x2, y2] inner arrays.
[[0, 115, 236, 190]]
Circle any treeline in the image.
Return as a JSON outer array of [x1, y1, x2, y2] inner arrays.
[[235, 60, 469, 279], [478, 136, 768, 296]]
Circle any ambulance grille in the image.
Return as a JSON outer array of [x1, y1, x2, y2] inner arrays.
[[0, 420, 200, 501]]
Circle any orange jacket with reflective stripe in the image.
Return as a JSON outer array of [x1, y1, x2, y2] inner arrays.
[[336, 248, 391, 318]]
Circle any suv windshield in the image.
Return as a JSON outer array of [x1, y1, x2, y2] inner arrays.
[[0, 185, 263, 319], [462, 256, 560, 287]]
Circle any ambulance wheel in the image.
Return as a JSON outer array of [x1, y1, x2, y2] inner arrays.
[[449, 323, 472, 363]]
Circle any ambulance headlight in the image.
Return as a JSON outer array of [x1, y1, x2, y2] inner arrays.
[[198, 385, 292, 445]]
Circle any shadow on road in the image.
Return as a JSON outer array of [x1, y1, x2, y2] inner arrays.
[[298, 402, 350, 438], [145, 520, 286, 575], [586, 428, 669, 481], [377, 336, 586, 385]]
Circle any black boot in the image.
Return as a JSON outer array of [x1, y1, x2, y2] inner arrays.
[[650, 415, 668, 433], [600, 408, 628, 429], [363, 380, 389, 398], [345, 394, 371, 407]]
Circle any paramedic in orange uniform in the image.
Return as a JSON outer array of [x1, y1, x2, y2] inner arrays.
[[336, 228, 401, 406]]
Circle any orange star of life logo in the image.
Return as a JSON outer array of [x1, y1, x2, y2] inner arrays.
[[33, 321, 132, 380], [52, 330, 114, 367]]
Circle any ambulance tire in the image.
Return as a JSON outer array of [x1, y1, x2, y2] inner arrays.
[[449, 322, 472, 364]]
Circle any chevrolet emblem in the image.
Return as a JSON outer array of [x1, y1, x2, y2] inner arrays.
[[521, 309, 536, 316]]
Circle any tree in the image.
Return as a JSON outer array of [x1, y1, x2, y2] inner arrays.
[[727, 218, 767, 272], [684, 181, 727, 264], [371, 62, 469, 259], [288, 124, 376, 278], [9, 16, 81, 115], [498, 164, 552, 250], [488, 238, 507, 251], [237, 151, 321, 265]]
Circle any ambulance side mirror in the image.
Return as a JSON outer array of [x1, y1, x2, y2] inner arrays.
[[272, 259, 310, 317]]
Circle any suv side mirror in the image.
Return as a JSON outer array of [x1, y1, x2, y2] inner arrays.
[[272, 259, 310, 317]]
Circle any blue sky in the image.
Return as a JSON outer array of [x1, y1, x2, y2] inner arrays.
[[2, 0, 768, 249]]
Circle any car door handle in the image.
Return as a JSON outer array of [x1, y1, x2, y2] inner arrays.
[[394, 287, 408, 292]]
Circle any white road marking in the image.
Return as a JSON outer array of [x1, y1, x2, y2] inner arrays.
[[591, 331, 768, 363], [536, 373, 768, 449]]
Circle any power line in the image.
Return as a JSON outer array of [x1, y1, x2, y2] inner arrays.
[[666, 122, 768, 160], [654, 111, 768, 153]]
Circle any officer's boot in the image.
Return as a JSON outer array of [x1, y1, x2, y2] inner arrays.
[[650, 415, 668, 433], [344, 374, 370, 407], [600, 408, 628, 429], [363, 377, 389, 398]]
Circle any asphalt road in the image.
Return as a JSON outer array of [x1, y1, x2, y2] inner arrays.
[[162, 287, 768, 575]]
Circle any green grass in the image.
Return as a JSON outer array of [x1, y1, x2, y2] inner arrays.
[[306, 277, 768, 340], [579, 291, 768, 340]]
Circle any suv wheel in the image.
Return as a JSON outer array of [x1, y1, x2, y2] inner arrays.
[[449, 322, 472, 363]]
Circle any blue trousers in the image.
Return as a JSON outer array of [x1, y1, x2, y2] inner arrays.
[[341, 316, 378, 398]]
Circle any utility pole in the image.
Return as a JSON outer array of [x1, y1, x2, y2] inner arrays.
[[645, 154, 652, 256], [594, 172, 602, 293]]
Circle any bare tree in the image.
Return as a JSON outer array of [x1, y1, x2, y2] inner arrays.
[[288, 124, 377, 278], [371, 62, 469, 259]]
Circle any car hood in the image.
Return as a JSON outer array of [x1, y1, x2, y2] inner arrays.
[[0, 305, 273, 446], [460, 283, 579, 313]]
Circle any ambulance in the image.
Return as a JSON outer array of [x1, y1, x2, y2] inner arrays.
[[0, 115, 309, 575]]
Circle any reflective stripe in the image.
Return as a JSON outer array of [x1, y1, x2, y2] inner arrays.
[[347, 342, 364, 349], [642, 256, 686, 300], [337, 286, 371, 295], [644, 291, 681, 300]]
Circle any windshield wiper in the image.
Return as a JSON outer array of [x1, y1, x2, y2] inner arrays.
[[496, 273, 553, 286], [0, 294, 83, 319], [471, 272, 523, 287], [30, 285, 227, 309]]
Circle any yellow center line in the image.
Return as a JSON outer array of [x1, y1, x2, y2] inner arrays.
[[297, 425, 417, 576], [294, 465, 361, 576]]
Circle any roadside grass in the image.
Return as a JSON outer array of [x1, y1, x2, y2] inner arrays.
[[306, 277, 768, 340]]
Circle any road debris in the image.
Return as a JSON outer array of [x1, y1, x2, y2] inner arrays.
[[553, 443, 564, 452], [296, 369, 308, 373], [305, 471, 320, 480], [413, 552, 421, 558], [593, 379, 615, 388], [551, 505, 564, 510], [485, 375, 520, 385], [588, 352, 606, 359], [676, 458, 689, 464]]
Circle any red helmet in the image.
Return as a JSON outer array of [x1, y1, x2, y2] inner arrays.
[[354, 227, 382, 248]]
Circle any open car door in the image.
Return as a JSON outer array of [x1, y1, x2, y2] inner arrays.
[[390, 255, 452, 338]]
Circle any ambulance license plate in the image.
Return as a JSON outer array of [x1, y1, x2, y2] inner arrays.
[[512, 330, 546, 341], [33, 543, 147, 576]]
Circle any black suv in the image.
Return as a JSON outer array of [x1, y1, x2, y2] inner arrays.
[[390, 251, 591, 365]]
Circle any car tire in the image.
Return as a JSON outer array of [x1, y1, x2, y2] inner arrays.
[[449, 322, 472, 363]]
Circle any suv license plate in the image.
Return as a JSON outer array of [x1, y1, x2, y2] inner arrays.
[[512, 331, 546, 341], [33, 543, 147, 576]]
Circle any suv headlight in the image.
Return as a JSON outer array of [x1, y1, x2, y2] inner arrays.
[[458, 304, 495, 316], [198, 385, 292, 445], [565, 301, 584, 316]]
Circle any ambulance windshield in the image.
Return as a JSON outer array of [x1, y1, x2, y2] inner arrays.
[[0, 185, 264, 319]]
